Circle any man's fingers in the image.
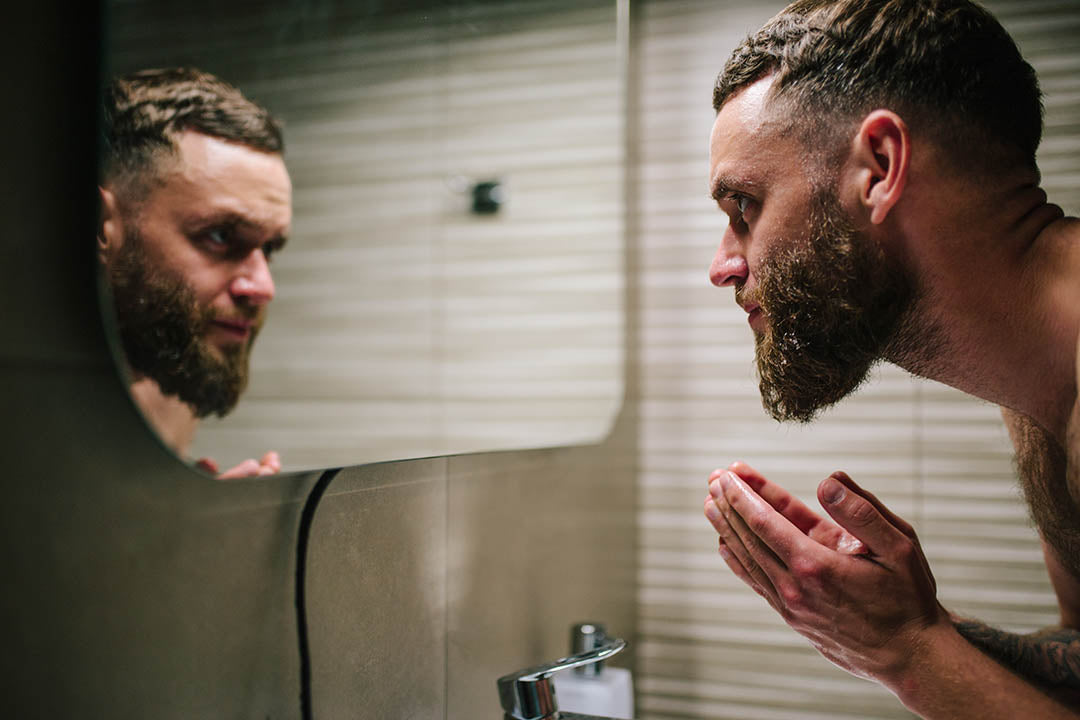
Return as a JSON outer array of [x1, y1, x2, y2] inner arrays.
[[705, 495, 780, 604], [831, 471, 918, 540], [728, 461, 827, 535], [818, 472, 910, 557], [716, 535, 783, 614], [712, 471, 823, 569], [218, 458, 262, 479], [259, 451, 282, 475]]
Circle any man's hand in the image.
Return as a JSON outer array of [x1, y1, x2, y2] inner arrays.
[[195, 450, 281, 479], [703, 461, 947, 685]]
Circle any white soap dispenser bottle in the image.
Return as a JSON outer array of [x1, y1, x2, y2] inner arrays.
[[553, 622, 634, 719]]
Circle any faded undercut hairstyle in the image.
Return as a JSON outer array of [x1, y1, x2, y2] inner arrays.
[[714, 0, 1043, 175], [102, 67, 284, 201]]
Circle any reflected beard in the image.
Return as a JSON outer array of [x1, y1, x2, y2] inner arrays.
[[106, 232, 257, 419], [748, 189, 914, 423]]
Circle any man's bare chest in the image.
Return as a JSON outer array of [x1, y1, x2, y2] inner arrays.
[[1011, 409, 1080, 579]]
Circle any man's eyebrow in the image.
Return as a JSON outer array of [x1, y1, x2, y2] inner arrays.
[[184, 211, 285, 237], [709, 174, 757, 203], [183, 211, 244, 230]]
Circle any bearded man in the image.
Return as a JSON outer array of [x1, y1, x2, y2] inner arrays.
[[701, 0, 1080, 717], [98, 68, 291, 478]]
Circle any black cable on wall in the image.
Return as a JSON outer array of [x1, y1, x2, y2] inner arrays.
[[295, 467, 341, 720]]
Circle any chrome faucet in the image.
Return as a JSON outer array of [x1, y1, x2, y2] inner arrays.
[[496, 636, 628, 720]]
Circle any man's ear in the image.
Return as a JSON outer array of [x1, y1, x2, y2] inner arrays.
[[98, 185, 123, 264], [850, 110, 910, 225]]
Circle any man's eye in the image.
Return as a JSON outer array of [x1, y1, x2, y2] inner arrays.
[[261, 240, 280, 261], [203, 228, 232, 249], [725, 192, 753, 225], [727, 192, 751, 216]]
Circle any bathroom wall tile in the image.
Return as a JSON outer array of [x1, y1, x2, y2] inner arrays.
[[2, 363, 320, 719], [445, 422, 637, 720], [305, 458, 449, 720]]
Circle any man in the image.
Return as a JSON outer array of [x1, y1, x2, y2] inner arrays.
[[98, 68, 290, 478], [700, 0, 1080, 717]]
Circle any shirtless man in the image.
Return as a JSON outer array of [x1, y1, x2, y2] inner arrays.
[[98, 68, 291, 477], [700, 0, 1080, 716]]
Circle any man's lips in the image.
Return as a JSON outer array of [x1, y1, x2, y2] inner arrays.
[[210, 318, 255, 340], [742, 303, 763, 331]]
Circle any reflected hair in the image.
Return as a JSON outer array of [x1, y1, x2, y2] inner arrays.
[[102, 67, 284, 199], [713, 0, 1043, 174]]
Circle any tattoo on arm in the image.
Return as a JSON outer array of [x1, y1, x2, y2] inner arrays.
[[954, 619, 1080, 689]]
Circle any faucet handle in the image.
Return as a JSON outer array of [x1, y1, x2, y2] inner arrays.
[[497, 637, 626, 720]]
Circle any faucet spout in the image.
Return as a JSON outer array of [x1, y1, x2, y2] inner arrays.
[[497, 638, 626, 720]]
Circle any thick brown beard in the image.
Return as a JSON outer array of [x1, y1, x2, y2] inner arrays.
[[749, 188, 914, 423], [105, 230, 257, 418]]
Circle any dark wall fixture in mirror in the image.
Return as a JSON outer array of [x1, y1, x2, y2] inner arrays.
[[100, 0, 627, 473]]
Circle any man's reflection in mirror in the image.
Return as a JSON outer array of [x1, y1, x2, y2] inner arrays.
[[97, 68, 291, 478]]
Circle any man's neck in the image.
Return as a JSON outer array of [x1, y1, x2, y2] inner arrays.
[[889, 167, 1078, 443], [128, 377, 199, 457]]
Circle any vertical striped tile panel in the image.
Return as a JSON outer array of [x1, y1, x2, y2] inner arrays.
[[632, 0, 1076, 717]]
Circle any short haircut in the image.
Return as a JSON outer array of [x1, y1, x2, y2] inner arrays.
[[714, 0, 1043, 173], [102, 67, 284, 199]]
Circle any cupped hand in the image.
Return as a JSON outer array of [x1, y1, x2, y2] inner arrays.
[[703, 461, 946, 685]]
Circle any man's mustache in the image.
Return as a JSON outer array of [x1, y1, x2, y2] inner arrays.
[[734, 283, 762, 310], [206, 306, 263, 326]]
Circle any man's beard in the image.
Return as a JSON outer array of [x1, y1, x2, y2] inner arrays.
[[105, 231, 259, 419], [743, 188, 916, 423]]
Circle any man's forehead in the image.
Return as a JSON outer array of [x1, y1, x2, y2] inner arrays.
[[711, 76, 779, 152], [153, 130, 292, 229], [172, 131, 289, 188], [709, 76, 790, 187]]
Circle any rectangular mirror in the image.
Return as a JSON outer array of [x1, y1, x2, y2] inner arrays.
[[101, 0, 627, 473]]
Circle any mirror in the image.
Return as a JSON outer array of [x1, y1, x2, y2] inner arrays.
[[100, 0, 626, 474]]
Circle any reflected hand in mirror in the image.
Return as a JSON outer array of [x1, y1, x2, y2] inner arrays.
[[97, 68, 291, 478]]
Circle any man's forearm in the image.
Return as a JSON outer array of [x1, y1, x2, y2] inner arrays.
[[954, 618, 1080, 698], [887, 622, 1080, 719]]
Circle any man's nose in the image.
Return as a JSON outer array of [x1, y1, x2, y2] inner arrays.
[[709, 230, 748, 287], [230, 250, 275, 305]]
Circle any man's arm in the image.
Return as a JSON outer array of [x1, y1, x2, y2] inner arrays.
[[952, 617, 1080, 704], [704, 463, 1080, 718]]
